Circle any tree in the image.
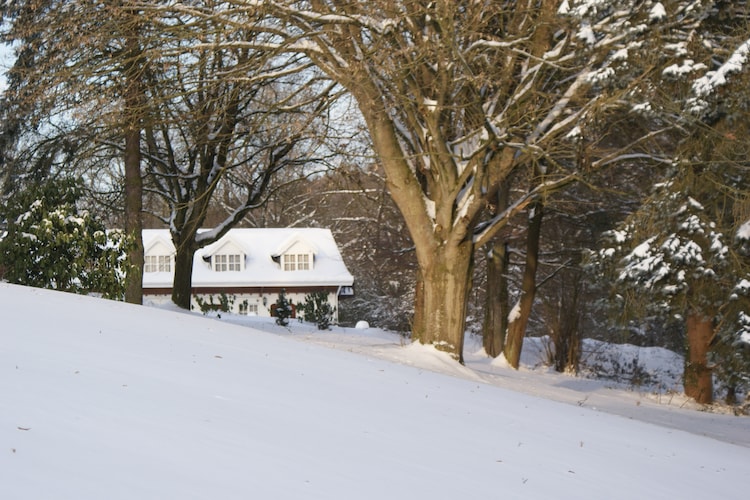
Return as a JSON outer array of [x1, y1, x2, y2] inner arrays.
[[301, 291, 335, 330], [257, 0, 706, 362], [275, 288, 293, 326], [0, 177, 130, 298], [1, 1, 151, 303], [593, 2, 750, 404], [140, 33, 336, 309]]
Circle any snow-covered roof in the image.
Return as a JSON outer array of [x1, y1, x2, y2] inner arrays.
[[142, 228, 353, 289]]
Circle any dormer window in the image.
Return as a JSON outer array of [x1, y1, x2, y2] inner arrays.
[[274, 234, 316, 272], [213, 253, 242, 272], [144, 254, 172, 273]]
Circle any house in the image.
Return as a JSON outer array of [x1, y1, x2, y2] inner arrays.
[[142, 228, 354, 321]]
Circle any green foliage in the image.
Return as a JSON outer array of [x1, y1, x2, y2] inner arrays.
[[274, 288, 293, 327], [194, 293, 235, 316], [301, 291, 335, 330], [592, 165, 750, 400], [0, 177, 130, 299]]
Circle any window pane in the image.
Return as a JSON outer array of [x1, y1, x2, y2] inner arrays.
[[284, 254, 296, 271], [158, 255, 171, 272], [228, 254, 241, 271], [298, 254, 310, 270], [215, 254, 227, 272]]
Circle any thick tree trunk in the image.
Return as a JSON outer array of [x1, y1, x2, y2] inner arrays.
[[412, 239, 474, 363], [483, 241, 509, 358], [122, 18, 143, 305], [684, 313, 714, 404], [123, 123, 143, 304], [172, 242, 197, 310], [504, 202, 544, 368]]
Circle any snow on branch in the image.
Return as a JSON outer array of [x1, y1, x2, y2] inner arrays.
[[687, 37, 750, 116], [472, 174, 577, 247]]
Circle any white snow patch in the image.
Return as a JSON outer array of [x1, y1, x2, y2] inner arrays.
[[565, 125, 582, 141], [2, 283, 749, 500], [737, 219, 750, 241], [662, 59, 706, 78], [649, 2, 667, 22], [631, 102, 652, 114], [577, 25, 596, 45]]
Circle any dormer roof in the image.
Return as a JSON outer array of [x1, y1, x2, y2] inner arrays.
[[272, 232, 318, 258], [143, 233, 175, 255]]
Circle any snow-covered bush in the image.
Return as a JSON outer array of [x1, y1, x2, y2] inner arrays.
[[0, 178, 130, 299]]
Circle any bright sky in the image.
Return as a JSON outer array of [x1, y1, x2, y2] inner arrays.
[[0, 42, 10, 93]]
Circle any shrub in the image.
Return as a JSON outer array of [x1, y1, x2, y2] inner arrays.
[[302, 291, 335, 330], [275, 288, 293, 326]]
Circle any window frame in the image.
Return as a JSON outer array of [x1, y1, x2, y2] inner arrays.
[[282, 252, 311, 271], [144, 254, 172, 273], [213, 253, 242, 272]]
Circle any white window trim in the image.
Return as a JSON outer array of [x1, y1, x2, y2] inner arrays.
[[282, 252, 312, 271], [144, 254, 172, 273], [213, 253, 243, 272]]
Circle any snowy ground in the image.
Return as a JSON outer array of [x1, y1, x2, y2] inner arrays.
[[223, 313, 749, 447], [2, 283, 749, 499]]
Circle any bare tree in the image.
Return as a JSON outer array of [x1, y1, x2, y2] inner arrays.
[[243, 0, 698, 362], [136, 8, 338, 308]]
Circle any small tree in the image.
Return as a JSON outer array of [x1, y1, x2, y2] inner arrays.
[[274, 288, 293, 327], [302, 291, 335, 330], [0, 178, 130, 299]]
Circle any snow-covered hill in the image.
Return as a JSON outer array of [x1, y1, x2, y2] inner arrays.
[[2, 283, 748, 499]]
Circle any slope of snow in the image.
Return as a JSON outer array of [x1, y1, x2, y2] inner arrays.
[[2, 283, 749, 499]]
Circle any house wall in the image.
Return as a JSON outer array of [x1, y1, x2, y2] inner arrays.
[[144, 286, 342, 322]]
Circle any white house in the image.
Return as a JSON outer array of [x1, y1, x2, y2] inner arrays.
[[142, 228, 354, 320]]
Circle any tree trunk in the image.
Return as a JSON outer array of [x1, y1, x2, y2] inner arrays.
[[483, 241, 509, 358], [172, 242, 198, 310], [504, 201, 544, 368], [123, 120, 143, 304], [122, 16, 144, 305], [684, 313, 714, 404], [411, 239, 474, 363]]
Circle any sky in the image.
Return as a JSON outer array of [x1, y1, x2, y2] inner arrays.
[[0, 36, 9, 93], [1, 282, 749, 499]]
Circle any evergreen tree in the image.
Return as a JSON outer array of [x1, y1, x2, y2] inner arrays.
[[274, 289, 293, 327], [0, 177, 130, 299], [302, 291, 335, 330]]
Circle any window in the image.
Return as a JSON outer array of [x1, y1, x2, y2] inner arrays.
[[213, 254, 241, 272], [228, 254, 242, 271], [284, 254, 296, 271], [283, 253, 311, 271], [297, 254, 310, 270], [144, 255, 171, 273], [214, 254, 227, 271], [239, 303, 259, 315]]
